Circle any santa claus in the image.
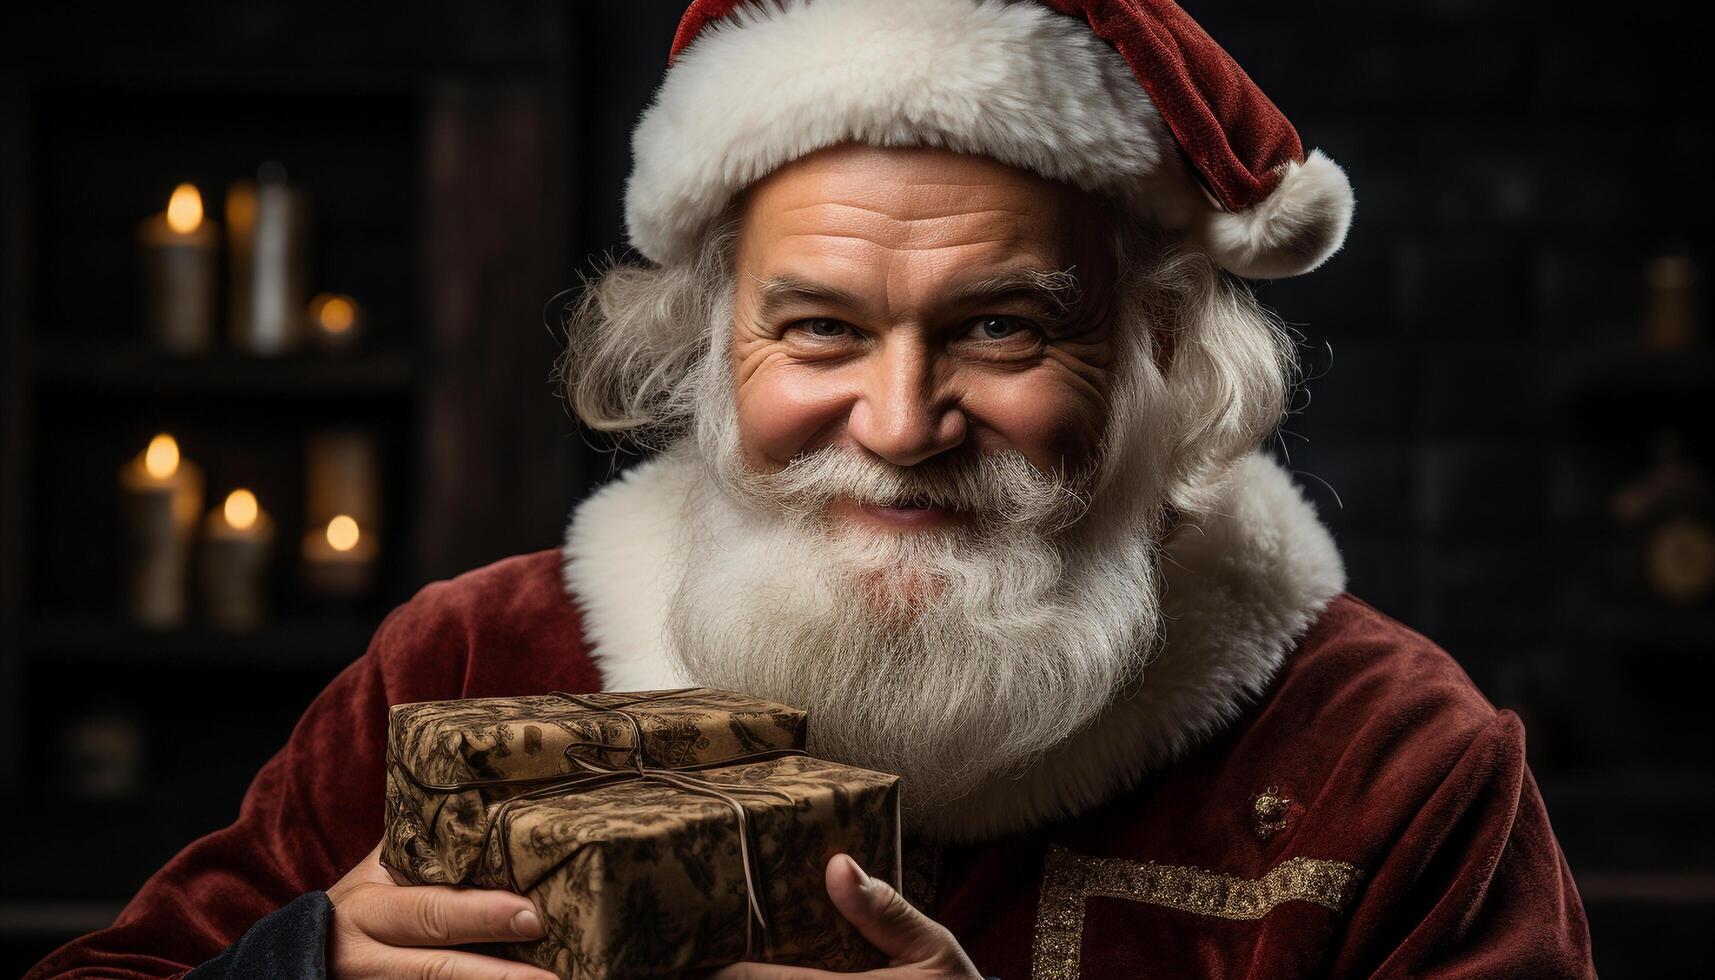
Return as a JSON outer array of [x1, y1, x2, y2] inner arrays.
[[30, 1, 1596, 978]]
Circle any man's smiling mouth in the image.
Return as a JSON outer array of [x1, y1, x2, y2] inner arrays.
[[827, 496, 964, 530]]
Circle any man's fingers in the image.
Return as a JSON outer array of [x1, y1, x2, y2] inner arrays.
[[823, 853, 950, 963], [330, 842, 395, 899], [345, 882, 547, 948], [353, 946, 559, 980]]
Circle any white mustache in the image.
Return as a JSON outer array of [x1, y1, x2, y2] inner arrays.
[[728, 445, 1096, 533]]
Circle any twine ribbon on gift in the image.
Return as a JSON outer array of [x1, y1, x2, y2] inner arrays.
[[391, 690, 806, 964]]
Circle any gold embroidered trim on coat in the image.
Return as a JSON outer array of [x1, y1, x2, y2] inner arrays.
[[1030, 844, 1365, 979]]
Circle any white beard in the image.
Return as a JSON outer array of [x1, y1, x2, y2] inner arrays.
[[665, 443, 1168, 824]]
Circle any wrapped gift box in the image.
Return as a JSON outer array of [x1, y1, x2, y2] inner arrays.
[[382, 689, 902, 979], [384, 688, 808, 883]]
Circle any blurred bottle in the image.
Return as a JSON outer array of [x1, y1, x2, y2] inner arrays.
[[1643, 254, 1701, 350], [59, 703, 148, 801], [1611, 431, 1715, 608], [227, 162, 309, 355]]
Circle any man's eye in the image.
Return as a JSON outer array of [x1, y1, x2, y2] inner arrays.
[[795, 318, 850, 338], [970, 316, 1033, 340]]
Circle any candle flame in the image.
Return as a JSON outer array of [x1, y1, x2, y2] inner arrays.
[[166, 183, 204, 234], [326, 515, 361, 552], [144, 434, 180, 479], [313, 294, 357, 334], [224, 489, 259, 531]]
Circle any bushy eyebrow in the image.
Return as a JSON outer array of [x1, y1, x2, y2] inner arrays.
[[947, 266, 1084, 326], [750, 266, 1085, 326], [751, 274, 866, 323]]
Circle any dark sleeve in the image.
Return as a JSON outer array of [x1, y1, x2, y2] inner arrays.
[[23, 618, 406, 979], [183, 892, 332, 980], [1333, 711, 1596, 979], [23, 555, 595, 980], [23, 556, 598, 980]]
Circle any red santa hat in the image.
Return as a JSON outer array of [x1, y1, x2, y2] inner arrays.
[[625, 0, 1355, 279]]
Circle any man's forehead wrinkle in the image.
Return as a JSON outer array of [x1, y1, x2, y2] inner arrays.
[[768, 162, 1036, 195], [769, 204, 1042, 254], [773, 232, 1027, 254], [776, 200, 1034, 223]]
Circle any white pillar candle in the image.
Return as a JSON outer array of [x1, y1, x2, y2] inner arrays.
[[138, 184, 218, 354], [201, 489, 276, 629], [306, 430, 381, 539], [118, 434, 204, 627]]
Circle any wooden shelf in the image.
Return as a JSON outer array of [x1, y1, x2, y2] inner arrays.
[[27, 344, 419, 400], [0, 788, 221, 911], [0, 901, 122, 941], [1574, 872, 1715, 905], [27, 616, 378, 670]]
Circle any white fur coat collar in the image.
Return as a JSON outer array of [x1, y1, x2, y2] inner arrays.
[[560, 450, 1345, 841]]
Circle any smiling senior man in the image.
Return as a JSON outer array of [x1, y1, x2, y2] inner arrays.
[[30, 2, 1596, 979]]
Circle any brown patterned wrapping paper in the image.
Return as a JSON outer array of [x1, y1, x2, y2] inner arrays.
[[493, 755, 898, 977], [382, 690, 902, 978], [383, 689, 807, 883]]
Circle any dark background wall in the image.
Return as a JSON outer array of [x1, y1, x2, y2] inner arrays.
[[1, 2, 1709, 976]]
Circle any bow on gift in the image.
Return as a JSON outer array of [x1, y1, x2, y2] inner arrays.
[[393, 691, 808, 964]]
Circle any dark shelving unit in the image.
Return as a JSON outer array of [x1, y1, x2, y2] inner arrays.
[[27, 616, 379, 670], [1545, 342, 1715, 440], [1533, 337, 1715, 977], [0, 6, 588, 972], [28, 345, 421, 399]]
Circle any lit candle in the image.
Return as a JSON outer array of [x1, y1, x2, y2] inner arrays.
[[201, 489, 276, 629], [302, 513, 378, 598], [308, 293, 365, 351], [118, 433, 204, 627], [227, 164, 308, 355], [138, 183, 218, 354], [303, 431, 381, 599], [306, 429, 381, 539]]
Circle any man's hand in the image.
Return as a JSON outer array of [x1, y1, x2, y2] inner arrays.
[[710, 854, 982, 980], [325, 842, 557, 980]]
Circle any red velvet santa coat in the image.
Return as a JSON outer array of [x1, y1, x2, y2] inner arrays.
[[28, 452, 1595, 978]]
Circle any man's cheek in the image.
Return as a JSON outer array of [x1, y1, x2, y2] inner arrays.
[[966, 379, 1106, 473], [736, 368, 855, 467]]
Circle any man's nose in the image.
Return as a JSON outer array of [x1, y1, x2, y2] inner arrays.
[[845, 338, 968, 466]]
